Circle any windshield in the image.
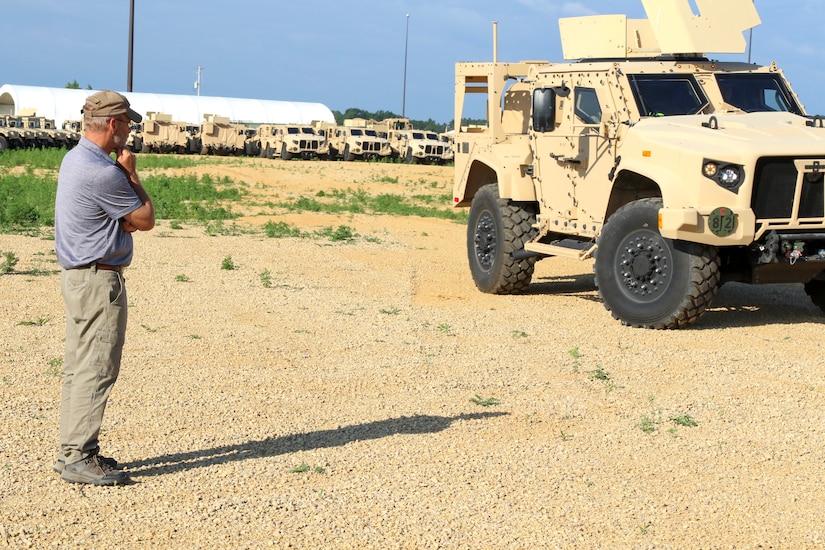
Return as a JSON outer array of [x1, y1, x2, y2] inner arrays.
[[350, 129, 363, 136], [628, 74, 709, 117], [716, 73, 803, 115]]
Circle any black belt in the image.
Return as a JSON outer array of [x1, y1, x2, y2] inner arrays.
[[76, 263, 123, 273]]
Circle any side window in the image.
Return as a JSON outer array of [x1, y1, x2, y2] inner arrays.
[[574, 87, 601, 124], [532, 88, 556, 132]]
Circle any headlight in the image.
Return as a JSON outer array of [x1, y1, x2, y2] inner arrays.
[[702, 159, 744, 192], [718, 166, 740, 186]]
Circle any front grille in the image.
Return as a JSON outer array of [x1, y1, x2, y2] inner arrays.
[[299, 140, 319, 149], [425, 145, 445, 155], [752, 157, 825, 220], [364, 142, 380, 152]]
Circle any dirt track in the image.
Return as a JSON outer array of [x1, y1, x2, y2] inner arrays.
[[2, 159, 825, 548]]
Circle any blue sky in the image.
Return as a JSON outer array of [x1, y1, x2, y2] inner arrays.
[[3, 0, 824, 124]]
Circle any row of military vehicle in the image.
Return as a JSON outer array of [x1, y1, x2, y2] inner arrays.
[[0, 111, 454, 165], [0, 109, 81, 152], [122, 113, 454, 164]]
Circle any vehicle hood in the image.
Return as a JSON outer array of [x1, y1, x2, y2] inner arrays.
[[626, 112, 825, 158]]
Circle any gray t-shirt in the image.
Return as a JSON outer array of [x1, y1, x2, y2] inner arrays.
[[54, 138, 144, 269]]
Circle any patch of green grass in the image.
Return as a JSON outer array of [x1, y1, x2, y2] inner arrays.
[[0, 147, 66, 170], [511, 330, 528, 339], [146, 173, 245, 221], [221, 255, 235, 270], [670, 414, 698, 428], [314, 225, 355, 242], [380, 306, 401, 315], [470, 395, 500, 407], [259, 269, 273, 288], [436, 323, 452, 335], [17, 316, 52, 326], [1, 251, 19, 273], [0, 166, 248, 233], [45, 357, 63, 377], [205, 220, 244, 236], [289, 463, 309, 473], [589, 366, 610, 381], [175, 274, 190, 282], [277, 188, 467, 222], [568, 346, 582, 372], [263, 220, 302, 238], [638, 415, 657, 434]]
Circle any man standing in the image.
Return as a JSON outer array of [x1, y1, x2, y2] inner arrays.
[[53, 90, 154, 485]]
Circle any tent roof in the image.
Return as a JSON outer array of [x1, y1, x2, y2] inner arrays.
[[0, 84, 335, 126]]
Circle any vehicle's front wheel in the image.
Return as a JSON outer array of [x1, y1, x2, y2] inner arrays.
[[467, 183, 538, 294], [594, 198, 720, 329], [281, 143, 293, 161]]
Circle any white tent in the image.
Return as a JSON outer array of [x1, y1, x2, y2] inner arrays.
[[0, 84, 335, 126]]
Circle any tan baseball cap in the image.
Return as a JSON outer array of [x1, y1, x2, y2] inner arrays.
[[82, 90, 142, 123]]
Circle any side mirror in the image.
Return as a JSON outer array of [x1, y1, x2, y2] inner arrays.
[[532, 88, 556, 133]]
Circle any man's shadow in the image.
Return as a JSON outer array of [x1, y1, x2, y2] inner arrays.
[[125, 411, 508, 477]]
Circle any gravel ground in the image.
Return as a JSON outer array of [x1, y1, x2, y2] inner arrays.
[[2, 160, 825, 548]]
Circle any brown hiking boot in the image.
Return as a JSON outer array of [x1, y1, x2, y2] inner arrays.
[[60, 454, 129, 486], [53, 454, 121, 474]]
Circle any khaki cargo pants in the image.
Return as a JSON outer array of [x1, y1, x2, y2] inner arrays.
[[59, 266, 127, 465]]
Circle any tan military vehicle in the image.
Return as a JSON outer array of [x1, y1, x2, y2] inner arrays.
[[0, 115, 37, 149], [438, 132, 455, 164], [0, 116, 27, 152], [453, 0, 825, 329], [139, 112, 201, 154], [18, 109, 58, 148], [199, 114, 252, 156], [319, 119, 391, 161], [257, 124, 324, 160], [371, 117, 449, 164]]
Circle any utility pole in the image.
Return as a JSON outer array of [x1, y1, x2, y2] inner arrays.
[[127, 0, 135, 91], [747, 0, 755, 64], [402, 13, 409, 117], [194, 66, 203, 96]]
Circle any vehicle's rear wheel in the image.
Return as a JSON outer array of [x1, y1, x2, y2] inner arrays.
[[467, 183, 537, 294], [594, 198, 720, 329]]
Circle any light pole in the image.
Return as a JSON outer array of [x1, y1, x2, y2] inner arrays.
[[127, 0, 135, 92], [402, 13, 409, 118]]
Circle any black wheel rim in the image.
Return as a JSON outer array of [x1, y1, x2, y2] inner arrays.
[[473, 211, 497, 271], [615, 229, 672, 302]]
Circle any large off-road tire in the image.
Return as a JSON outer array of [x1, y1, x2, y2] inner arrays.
[[0, 135, 9, 153], [343, 145, 353, 161], [281, 143, 293, 161], [467, 183, 538, 294], [594, 198, 720, 329], [804, 278, 825, 313]]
